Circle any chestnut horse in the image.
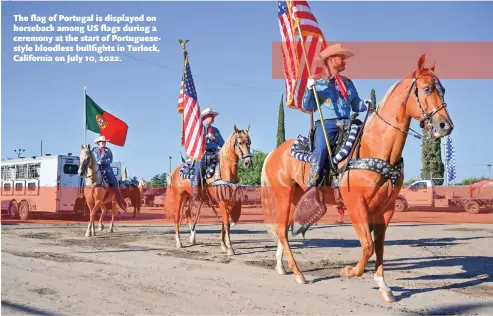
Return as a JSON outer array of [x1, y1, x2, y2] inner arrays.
[[166, 125, 252, 255], [261, 54, 454, 302], [78, 144, 120, 237]]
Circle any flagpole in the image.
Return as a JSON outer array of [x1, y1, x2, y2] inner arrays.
[[84, 86, 87, 145], [294, 18, 334, 172], [444, 138, 448, 187]]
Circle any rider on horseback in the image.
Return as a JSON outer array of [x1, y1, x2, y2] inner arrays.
[[92, 135, 128, 212], [190, 107, 225, 201], [292, 43, 375, 237]]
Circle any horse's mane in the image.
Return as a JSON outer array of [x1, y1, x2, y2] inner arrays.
[[219, 131, 237, 162], [376, 80, 400, 111]]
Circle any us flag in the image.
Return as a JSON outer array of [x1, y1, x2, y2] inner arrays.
[[278, 0, 327, 112], [177, 76, 185, 113], [178, 50, 205, 161]]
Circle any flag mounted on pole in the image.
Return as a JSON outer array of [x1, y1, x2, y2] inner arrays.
[[278, 0, 328, 112], [85, 93, 129, 146], [177, 39, 205, 161], [446, 136, 456, 183]]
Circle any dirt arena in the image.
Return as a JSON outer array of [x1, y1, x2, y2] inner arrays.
[[2, 206, 493, 315]]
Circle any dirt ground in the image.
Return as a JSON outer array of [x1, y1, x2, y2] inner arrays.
[[2, 207, 493, 315]]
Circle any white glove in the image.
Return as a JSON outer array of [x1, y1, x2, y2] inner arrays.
[[307, 78, 315, 89]]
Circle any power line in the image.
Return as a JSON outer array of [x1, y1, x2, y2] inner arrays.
[[3, 12, 279, 94]]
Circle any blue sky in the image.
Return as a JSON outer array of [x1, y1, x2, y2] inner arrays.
[[2, 1, 493, 182]]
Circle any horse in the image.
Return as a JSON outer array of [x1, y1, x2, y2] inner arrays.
[[165, 124, 253, 255], [261, 54, 454, 302], [78, 144, 120, 237], [120, 181, 141, 218]]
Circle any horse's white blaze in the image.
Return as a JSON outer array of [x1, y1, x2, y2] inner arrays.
[[374, 274, 391, 292]]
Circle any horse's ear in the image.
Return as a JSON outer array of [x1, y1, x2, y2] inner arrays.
[[81, 144, 84, 149], [417, 53, 426, 73], [429, 62, 436, 72], [88, 144, 91, 150], [246, 124, 250, 133], [234, 124, 239, 133]]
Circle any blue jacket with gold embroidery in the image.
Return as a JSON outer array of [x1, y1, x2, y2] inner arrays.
[[301, 76, 367, 121], [204, 125, 225, 151], [92, 147, 113, 169]]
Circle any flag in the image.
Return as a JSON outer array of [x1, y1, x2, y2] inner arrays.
[[122, 166, 129, 181], [446, 136, 456, 183], [177, 76, 185, 114], [278, 0, 327, 112], [179, 50, 205, 161], [86, 94, 129, 146]]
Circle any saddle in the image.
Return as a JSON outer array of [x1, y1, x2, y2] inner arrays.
[[291, 117, 363, 186], [180, 149, 220, 181]]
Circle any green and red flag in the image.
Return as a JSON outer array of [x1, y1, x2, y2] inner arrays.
[[85, 94, 128, 146]]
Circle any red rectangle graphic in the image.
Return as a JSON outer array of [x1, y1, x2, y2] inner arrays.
[[272, 41, 493, 79]]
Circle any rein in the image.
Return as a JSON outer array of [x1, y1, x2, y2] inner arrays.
[[374, 71, 447, 141]]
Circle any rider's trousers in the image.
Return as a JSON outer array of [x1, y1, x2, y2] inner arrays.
[[307, 119, 339, 187]]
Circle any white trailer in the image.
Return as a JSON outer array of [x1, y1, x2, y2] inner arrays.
[[1, 154, 122, 220]]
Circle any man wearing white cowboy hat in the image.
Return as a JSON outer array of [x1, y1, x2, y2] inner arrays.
[[190, 108, 225, 201], [292, 43, 376, 237], [92, 135, 128, 211]]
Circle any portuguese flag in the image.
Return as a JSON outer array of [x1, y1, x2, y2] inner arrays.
[[85, 94, 128, 146]]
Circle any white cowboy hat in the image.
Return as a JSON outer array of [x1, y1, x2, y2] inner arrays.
[[94, 135, 108, 144], [314, 43, 354, 68], [200, 108, 219, 118]]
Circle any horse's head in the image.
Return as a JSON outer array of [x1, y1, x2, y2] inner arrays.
[[405, 54, 454, 139], [232, 124, 252, 169], [78, 144, 93, 177]]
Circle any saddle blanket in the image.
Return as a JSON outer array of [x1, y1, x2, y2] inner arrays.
[[180, 154, 218, 180], [291, 123, 360, 164]]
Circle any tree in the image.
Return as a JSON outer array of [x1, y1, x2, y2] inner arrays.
[[238, 149, 268, 186], [277, 94, 286, 148], [371, 88, 377, 108], [455, 176, 489, 185], [421, 138, 445, 185], [149, 172, 168, 188]]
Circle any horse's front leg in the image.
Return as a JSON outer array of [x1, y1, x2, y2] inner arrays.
[[339, 199, 374, 278], [220, 202, 234, 256], [85, 203, 95, 237], [373, 209, 396, 303]]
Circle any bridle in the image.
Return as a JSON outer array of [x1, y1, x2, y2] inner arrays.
[[374, 70, 448, 140], [220, 132, 252, 165]]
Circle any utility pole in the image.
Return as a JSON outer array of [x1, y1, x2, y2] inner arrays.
[[169, 156, 172, 174], [487, 164, 492, 179], [41, 141, 43, 156]]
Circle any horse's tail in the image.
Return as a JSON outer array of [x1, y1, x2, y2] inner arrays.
[[261, 151, 277, 239]]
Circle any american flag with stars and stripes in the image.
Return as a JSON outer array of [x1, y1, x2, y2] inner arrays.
[[177, 76, 185, 114], [278, 0, 327, 112], [178, 50, 205, 161], [446, 136, 456, 182]]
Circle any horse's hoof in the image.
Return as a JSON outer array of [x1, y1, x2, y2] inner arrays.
[[85, 232, 91, 237], [176, 242, 183, 249], [99, 224, 104, 232], [220, 244, 228, 252], [275, 264, 287, 275], [339, 266, 352, 278], [227, 248, 235, 256], [380, 290, 397, 303], [190, 238, 196, 246], [295, 274, 307, 284], [110, 228, 114, 233]]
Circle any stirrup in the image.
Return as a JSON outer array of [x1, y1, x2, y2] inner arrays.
[[291, 223, 312, 239]]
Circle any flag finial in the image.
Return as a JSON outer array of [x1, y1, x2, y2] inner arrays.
[[179, 39, 189, 52]]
